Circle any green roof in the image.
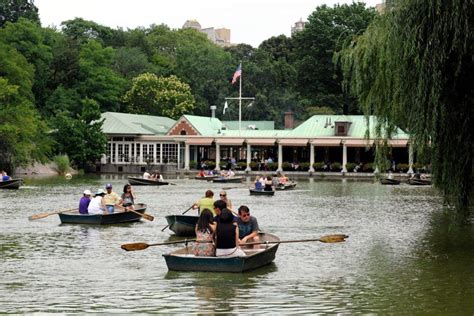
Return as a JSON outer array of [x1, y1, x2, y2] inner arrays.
[[182, 115, 223, 136], [222, 121, 275, 130], [101, 112, 176, 135], [288, 115, 408, 138]]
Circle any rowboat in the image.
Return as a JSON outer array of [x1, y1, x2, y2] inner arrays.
[[58, 203, 148, 225], [165, 214, 199, 236], [380, 178, 401, 185], [128, 177, 169, 186], [275, 182, 297, 190], [212, 176, 244, 183], [249, 188, 275, 196], [194, 175, 218, 181], [407, 178, 432, 186], [0, 178, 23, 190], [163, 232, 280, 272]]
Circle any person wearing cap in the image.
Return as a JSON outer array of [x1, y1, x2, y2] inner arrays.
[[79, 189, 92, 214], [88, 189, 106, 215], [103, 183, 121, 213]]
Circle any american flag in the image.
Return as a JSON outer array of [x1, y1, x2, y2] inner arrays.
[[231, 63, 241, 84]]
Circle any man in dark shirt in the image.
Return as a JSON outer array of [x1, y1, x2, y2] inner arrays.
[[236, 205, 260, 245]]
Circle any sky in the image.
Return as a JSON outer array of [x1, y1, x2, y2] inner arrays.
[[35, 0, 380, 47]]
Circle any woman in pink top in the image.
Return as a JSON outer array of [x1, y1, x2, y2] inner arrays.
[[193, 209, 216, 256]]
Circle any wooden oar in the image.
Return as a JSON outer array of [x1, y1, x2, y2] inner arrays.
[[160, 205, 194, 231], [242, 234, 349, 246], [28, 208, 78, 221], [116, 205, 154, 221], [121, 238, 197, 251]]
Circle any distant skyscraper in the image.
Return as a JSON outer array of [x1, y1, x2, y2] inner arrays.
[[291, 18, 306, 35], [182, 19, 231, 47]]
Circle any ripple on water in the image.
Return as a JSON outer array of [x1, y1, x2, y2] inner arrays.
[[2, 176, 473, 314]]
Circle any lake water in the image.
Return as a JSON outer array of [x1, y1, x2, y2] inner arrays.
[[1, 175, 473, 313]]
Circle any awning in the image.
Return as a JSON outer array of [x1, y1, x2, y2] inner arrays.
[[310, 139, 341, 147], [278, 139, 309, 146], [342, 139, 374, 147], [246, 138, 277, 146], [185, 138, 214, 146], [215, 138, 244, 146], [388, 139, 409, 147]]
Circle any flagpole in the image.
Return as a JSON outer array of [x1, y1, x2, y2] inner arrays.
[[239, 62, 242, 134]]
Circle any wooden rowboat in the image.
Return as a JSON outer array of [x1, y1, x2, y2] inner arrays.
[[59, 203, 148, 225], [407, 178, 432, 186], [194, 175, 218, 181], [163, 233, 280, 273], [212, 176, 244, 183], [380, 178, 401, 185], [275, 182, 297, 190], [0, 178, 23, 190], [128, 177, 169, 186], [249, 188, 275, 196], [165, 214, 199, 236]]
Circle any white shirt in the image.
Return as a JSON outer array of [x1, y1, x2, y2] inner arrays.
[[143, 172, 150, 179], [227, 170, 235, 177], [88, 196, 105, 215]]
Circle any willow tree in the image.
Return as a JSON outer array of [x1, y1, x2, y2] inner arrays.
[[335, 0, 473, 213]]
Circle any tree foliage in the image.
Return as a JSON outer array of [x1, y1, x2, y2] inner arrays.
[[336, 0, 473, 212], [124, 73, 195, 119], [0, 0, 39, 28]]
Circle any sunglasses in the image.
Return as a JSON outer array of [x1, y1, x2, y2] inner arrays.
[[241, 213, 250, 218], [220, 194, 226, 197]]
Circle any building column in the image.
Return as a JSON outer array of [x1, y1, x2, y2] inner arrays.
[[193, 146, 198, 163], [342, 142, 347, 173], [245, 143, 251, 172], [408, 143, 414, 174], [115, 142, 119, 164], [277, 143, 283, 172], [184, 143, 190, 170], [309, 143, 315, 173], [215, 143, 221, 171]]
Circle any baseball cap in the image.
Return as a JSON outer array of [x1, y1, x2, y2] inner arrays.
[[83, 189, 92, 196], [105, 183, 112, 189]]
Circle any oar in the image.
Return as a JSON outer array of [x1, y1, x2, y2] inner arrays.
[[28, 208, 78, 221], [116, 205, 154, 221], [121, 238, 197, 251], [242, 234, 349, 246], [161, 205, 195, 231]]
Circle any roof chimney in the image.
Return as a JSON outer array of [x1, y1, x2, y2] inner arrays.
[[284, 111, 294, 129], [210, 105, 217, 118]]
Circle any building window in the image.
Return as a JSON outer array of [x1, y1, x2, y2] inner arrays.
[[163, 143, 178, 163], [148, 144, 155, 163], [156, 143, 161, 164], [335, 122, 350, 136], [118, 144, 124, 162], [180, 130, 187, 135], [106, 143, 111, 163]]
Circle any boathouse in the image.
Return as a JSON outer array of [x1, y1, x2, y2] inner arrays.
[[98, 112, 413, 174]]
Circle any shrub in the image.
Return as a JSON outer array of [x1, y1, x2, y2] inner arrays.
[[267, 162, 278, 171], [237, 161, 247, 170], [249, 161, 258, 170], [190, 160, 197, 169], [219, 161, 227, 168], [362, 162, 374, 172], [54, 155, 70, 175], [345, 162, 356, 172], [204, 160, 215, 170], [313, 162, 325, 171], [330, 162, 341, 171], [282, 162, 292, 171], [397, 163, 409, 172], [299, 162, 310, 171]]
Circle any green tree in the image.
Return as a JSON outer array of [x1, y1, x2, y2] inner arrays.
[[77, 40, 127, 112], [336, 0, 473, 212], [0, 77, 52, 171], [293, 2, 375, 114], [50, 98, 106, 170], [0, 18, 53, 109], [124, 73, 195, 119], [0, 0, 39, 28]]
